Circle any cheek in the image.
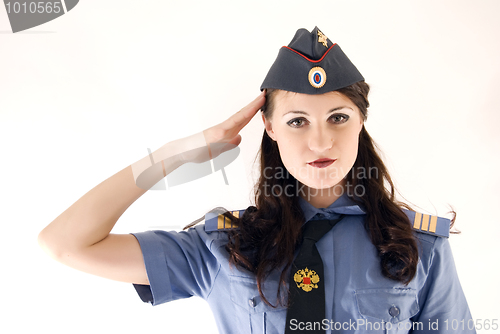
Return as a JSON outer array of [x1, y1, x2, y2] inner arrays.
[[274, 128, 302, 153], [274, 136, 306, 173], [276, 138, 297, 163], [340, 130, 360, 163]]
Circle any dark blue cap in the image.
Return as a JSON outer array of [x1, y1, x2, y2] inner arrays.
[[260, 27, 364, 94]]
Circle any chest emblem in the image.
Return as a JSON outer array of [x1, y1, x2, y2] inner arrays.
[[293, 267, 320, 292]]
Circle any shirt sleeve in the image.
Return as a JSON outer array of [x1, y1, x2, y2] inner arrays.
[[130, 225, 221, 306], [411, 236, 476, 333]]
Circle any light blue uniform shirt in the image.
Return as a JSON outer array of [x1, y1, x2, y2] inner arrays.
[[132, 194, 475, 333]]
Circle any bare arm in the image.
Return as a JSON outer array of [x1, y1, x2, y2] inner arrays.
[[38, 91, 266, 285]]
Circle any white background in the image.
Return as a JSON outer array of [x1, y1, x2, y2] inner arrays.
[[1, 0, 499, 333]]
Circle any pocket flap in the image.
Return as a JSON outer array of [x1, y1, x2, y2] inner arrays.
[[230, 275, 286, 314], [355, 288, 419, 323]]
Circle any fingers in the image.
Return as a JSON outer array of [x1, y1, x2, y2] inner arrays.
[[204, 91, 266, 146], [241, 90, 266, 119], [222, 91, 266, 131]]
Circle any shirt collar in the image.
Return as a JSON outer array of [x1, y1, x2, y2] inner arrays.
[[298, 193, 366, 223]]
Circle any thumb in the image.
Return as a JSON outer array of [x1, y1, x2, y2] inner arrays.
[[209, 136, 241, 158], [227, 134, 242, 147]]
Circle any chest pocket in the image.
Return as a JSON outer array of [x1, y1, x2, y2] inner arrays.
[[355, 288, 419, 333], [230, 275, 287, 334]]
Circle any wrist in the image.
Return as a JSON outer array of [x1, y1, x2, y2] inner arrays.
[[130, 132, 211, 189]]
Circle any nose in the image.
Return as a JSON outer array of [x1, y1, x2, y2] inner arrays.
[[308, 126, 333, 153]]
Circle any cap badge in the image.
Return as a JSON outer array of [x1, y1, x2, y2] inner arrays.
[[293, 267, 320, 292], [308, 67, 327, 89], [317, 30, 329, 48]]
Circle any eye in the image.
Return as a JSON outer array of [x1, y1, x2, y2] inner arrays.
[[329, 114, 349, 124], [287, 117, 308, 128]]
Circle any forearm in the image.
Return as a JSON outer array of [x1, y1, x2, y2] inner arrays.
[[38, 132, 208, 256]]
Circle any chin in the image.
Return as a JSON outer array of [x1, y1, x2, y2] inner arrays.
[[300, 177, 344, 191]]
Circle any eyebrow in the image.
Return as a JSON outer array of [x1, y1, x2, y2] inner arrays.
[[282, 106, 353, 117]]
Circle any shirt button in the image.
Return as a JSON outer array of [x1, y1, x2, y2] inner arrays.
[[248, 298, 256, 308], [389, 305, 400, 317]]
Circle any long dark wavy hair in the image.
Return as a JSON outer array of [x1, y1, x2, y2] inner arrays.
[[223, 82, 421, 307]]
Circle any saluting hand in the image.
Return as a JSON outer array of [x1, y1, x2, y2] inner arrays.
[[202, 90, 266, 160]]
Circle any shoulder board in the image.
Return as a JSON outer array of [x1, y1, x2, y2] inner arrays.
[[403, 209, 450, 238], [205, 210, 245, 232]]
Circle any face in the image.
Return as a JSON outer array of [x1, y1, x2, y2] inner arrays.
[[263, 90, 364, 192]]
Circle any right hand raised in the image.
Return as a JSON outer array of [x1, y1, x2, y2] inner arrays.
[[201, 91, 266, 160]]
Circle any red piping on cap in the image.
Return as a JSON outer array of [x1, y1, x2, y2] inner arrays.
[[283, 43, 337, 63]]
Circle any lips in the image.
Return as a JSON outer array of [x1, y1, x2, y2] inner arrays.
[[308, 158, 336, 168]]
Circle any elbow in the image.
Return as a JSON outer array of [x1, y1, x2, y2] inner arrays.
[[38, 227, 54, 258], [38, 226, 48, 252], [38, 225, 65, 261]]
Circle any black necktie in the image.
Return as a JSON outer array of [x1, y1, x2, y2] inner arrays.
[[285, 215, 345, 334]]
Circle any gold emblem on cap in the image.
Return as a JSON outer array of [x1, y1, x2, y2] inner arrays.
[[294, 267, 320, 292], [308, 67, 327, 89], [317, 30, 329, 48]]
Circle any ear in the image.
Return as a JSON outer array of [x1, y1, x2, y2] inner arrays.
[[262, 113, 277, 141], [357, 120, 365, 140]]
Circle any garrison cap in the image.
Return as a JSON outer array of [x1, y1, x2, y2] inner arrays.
[[260, 26, 364, 94]]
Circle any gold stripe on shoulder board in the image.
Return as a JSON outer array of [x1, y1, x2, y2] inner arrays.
[[216, 211, 240, 230], [410, 211, 448, 237], [205, 209, 243, 232]]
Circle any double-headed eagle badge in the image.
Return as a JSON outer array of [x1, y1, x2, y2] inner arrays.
[[293, 267, 320, 292]]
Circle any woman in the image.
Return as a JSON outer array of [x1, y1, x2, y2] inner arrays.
[[38, 27, 474, 333]]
